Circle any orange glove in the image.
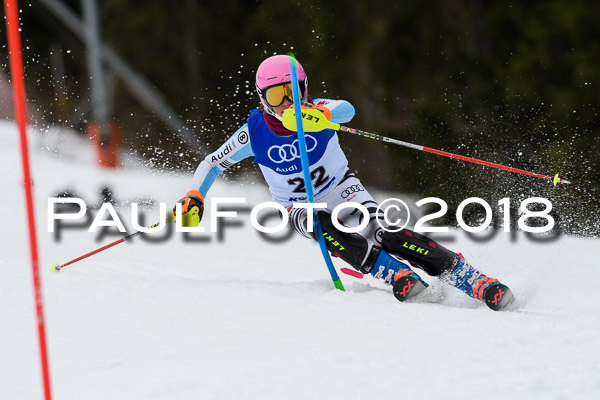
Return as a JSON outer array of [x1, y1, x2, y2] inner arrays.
[[172, 190, 204, 226], [292, 102, 332, 121]]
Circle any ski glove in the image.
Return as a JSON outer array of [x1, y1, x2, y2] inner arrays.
[[294, 102, 332, 121], [173, 190, 204, 227]]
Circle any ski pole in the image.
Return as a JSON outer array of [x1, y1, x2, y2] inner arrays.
[[51, 215, 175, 272], [282, 108, 571, 186], [288, 54, 345, 291]]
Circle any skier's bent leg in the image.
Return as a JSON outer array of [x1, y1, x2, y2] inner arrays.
[[381, 228, 514, 310], [289, 207, 378, 272], [290, 209, 428, 300], [380, 229, 460, 276]]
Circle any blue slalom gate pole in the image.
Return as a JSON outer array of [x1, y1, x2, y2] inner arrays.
[[288, 54, 344, 291]]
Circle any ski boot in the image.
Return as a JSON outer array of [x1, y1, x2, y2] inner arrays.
[[443, 253, 515, 311], [369, 249, 428, 302]]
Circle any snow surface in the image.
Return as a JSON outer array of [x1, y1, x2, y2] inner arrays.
[[1, 120, 599, 399]]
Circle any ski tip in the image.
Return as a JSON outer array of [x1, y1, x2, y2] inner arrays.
[[51, 264, 61, 273], [484, 283, 515, 311], [392, 275, 427, 302], [340, 267, 364, 279]]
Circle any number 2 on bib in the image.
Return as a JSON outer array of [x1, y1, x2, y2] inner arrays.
[[287, 166, 330, 193]]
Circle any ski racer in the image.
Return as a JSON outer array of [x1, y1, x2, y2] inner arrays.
[[174, 54, 514, 310]]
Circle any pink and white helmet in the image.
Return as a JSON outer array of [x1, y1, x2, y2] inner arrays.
[[255, 55, 308, 117]]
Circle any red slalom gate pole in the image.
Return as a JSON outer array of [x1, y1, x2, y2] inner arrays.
[[4, 1, 53, 399]]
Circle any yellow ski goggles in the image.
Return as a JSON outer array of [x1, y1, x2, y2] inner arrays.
[[262, 81, 306, 107]]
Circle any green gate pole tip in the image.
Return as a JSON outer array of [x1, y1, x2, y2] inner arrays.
[[553, 173, 560, 186], [333, 279, 346, 291]]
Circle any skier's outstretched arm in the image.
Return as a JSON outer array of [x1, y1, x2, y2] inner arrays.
[[311, 98, 355, 124], [173, 125, 254, 226], [191, 124, 253, 197]]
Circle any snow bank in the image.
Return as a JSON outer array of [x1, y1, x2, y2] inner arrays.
[[1, 121, 599, 399]]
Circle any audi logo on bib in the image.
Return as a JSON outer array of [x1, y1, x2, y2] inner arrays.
[[341, 184, 364, 198], [267, 135, 318, 164]]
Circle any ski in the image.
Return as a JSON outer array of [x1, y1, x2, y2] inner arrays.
[[483, 283, 515, 311], [392, 275, 428, 302]]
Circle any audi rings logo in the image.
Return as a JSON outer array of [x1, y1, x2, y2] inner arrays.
[[267, 135, 318, 164], [341, 184, 364, 198]]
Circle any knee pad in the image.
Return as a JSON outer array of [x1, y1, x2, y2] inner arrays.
[[381, 228, 459, 276]]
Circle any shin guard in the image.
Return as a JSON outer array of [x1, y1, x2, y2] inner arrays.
[[381, 229, 460, 277], [315, 211, 380, 273]]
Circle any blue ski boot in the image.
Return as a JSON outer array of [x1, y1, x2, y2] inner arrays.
[[443, 253, 515, 311], [370, 249, 428, 302]]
